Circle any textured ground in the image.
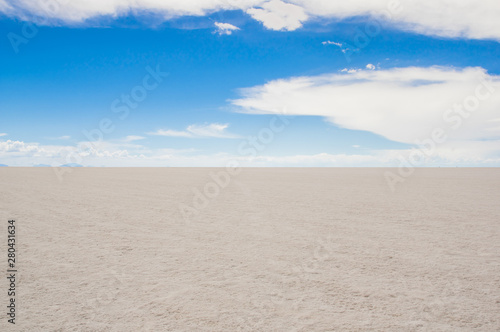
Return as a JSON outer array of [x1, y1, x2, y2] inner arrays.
[[0, 168, 499, 331]]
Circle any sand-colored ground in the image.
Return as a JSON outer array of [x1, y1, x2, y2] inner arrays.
[[0, 168, 499, 331]]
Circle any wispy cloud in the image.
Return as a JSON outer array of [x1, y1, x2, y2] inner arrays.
[[149, 123, 241, 139], [0, 133, 7, 137], [214, 22, 240, 35], [0, 0, 11, 13], [322, 40, 358, 54], [148, 129, 194, 138], [46, 135, 71, 140], [187, 123, 241, 138], [123, 135, 146, 142], [340, 68, 358, 74], [322, 40, 342, 47]]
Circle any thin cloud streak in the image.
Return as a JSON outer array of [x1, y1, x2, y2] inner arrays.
[[149, 123, 241, 139]]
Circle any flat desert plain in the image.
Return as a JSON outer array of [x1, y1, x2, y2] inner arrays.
[[0, 168, 499, 331]]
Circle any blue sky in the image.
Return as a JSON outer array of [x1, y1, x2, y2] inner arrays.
[[1, 0, 499, 166]]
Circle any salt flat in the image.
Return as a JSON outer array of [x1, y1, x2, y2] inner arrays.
[[0, 168, 499, 331]]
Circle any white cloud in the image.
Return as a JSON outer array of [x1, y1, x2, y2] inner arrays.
[[0, 140, 41, 154], [1, 1, 499, 40], [0, 0, 11, 12], [187, 123, 241, 138], [292, 0, 500, 41], [1, 0, 261, 24], [149, 123, 241, 139], [366, 64, 376, 70], [45, 135, 71, 140], [231, 66, 500, 158], [1, 138, 499, 167], [239, 148, 500, 167], [123, 135, 145, 142], [0, 133, 7, 137], [246, 0, 308, 31], [0, 138, 150, 166], [149, 129, 194, 138], [214, 22, 240, 35], [322, 40, 342, 47]]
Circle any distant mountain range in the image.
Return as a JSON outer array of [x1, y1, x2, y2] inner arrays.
[[0, 164, 8, 167], [59, 163, 83, 167]]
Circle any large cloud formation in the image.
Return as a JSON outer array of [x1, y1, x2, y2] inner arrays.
[[231, 66, 500, 160], [1, 0, 500, 40]]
